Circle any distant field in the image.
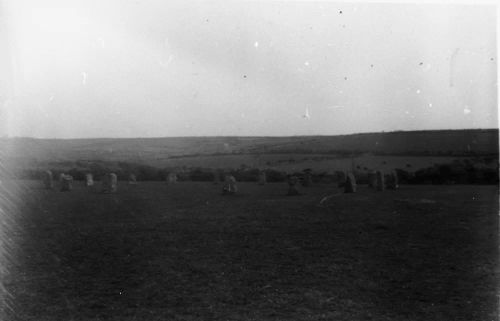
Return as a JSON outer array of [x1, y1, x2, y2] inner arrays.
[[1, 180, 497, 320], [1, 129, 497, 164], [144, 153, 494, 173], [1, 130, 497, 180]]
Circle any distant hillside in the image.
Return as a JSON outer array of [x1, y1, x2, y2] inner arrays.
[[1, 129, 498, 166]]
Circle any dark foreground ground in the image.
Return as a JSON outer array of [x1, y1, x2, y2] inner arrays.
[[0, 180, 498, 321]]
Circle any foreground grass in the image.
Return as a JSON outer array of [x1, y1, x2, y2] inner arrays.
[[1, 181, 498, 320]]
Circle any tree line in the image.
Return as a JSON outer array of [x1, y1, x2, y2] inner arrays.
[[4, 159, 498, 185]]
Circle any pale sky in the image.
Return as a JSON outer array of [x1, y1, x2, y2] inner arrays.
[[0, 1, 497, 138]]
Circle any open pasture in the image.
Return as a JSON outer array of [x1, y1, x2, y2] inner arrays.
[[0, 180, 497, 320], [146, 153, 490, 173]]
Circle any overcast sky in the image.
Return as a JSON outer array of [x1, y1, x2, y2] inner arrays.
[[0, 1, 497, 138]]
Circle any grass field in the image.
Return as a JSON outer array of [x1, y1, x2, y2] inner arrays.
[[0, 180, 498, 320], [142, 153, 490, 173]]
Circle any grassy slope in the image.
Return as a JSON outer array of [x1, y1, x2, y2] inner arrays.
[[1, 129, 498, 163], [1, 180, 498, 320], [137, 154, 489, 172], [1, 129, 497, 176]]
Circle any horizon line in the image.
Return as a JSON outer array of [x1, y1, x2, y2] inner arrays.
[[2, 127, 498, 140]]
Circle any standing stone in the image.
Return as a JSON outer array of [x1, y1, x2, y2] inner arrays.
[[128, 174, 137, 184], [102, 173, 117, 193], [167, 172, 178, 184], [376, 171, 385, 191], [287, 175, 300, 196], [60, 174, 73, 191], [258, 171, 267, 185], [368, 171, 377, 188], [43, 170, 54, 189], [85, 173, 94, 187], [222, 175, 237, 194], [344, 172, 357, 193], [386, 170, 399, 190], [110, 173, 117, 192]]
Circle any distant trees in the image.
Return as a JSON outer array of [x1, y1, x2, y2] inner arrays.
[[406, 162, 498, 185], [264, 169, 288, 182], [189, 168, 213, 182]]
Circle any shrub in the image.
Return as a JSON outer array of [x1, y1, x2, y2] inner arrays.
[[311, 172, 336, 184], [265, 169, 287, 182], [190, 168, 213, 182], [354, 171, 369, 185], [395, 169, 412, 184]]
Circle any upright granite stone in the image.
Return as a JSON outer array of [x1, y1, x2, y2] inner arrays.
[[258, 171, 267, 185], [110, 173, 117, 192], [386, 170, 399, 190], [376, 171, 385, 191], [60, 175, 73, 192], [222, 175, 237, 194], [85, 173, 94, 187], [344, 172, 357, 193], [167, 172, 178, 184], [102, 173, 117, 193], [43, 170, 54, 189], [287, 175, 300, 196]]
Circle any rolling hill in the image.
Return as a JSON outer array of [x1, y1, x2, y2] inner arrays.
[[1, 129, 498, 162], [0, 129, 497, 177]]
